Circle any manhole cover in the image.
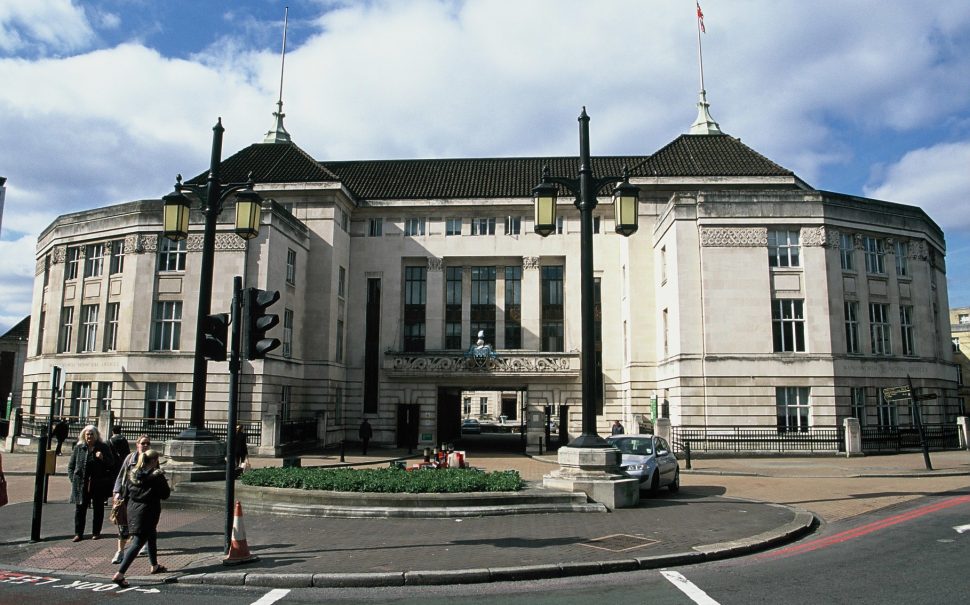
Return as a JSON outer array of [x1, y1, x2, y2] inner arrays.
[[580, 534, 660, 552]]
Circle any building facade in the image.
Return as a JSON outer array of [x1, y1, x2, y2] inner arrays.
[[21, 115, 962, 452]]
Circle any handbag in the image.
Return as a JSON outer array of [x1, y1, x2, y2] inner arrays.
[[109, 500, 127, 525]]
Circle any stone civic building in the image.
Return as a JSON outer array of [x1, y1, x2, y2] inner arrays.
[[20, 107, 962, 453]]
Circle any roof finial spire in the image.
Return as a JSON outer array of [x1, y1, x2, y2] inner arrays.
[[263, 7, 292, 144], [689, 2, 722, 135]]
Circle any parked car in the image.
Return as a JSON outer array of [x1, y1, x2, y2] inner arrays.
[[606, 434, 680, 493], [460, 418, 481, 434]]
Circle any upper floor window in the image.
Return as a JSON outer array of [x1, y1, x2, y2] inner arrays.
[[336, 318, 344, 363], [505, 266, 522, 349], [65, 246, 81, 280], [104, 302, 120, 351], [953, 337, 961, 352], [555, 216, 565, 235], [79, 304, 99, 352], [158, 238, 186, 272], [340, 209, 349, 232], [863, 236, 885, 275], [84, 243, 105, 278], [403, 266, 427, 352], [446, 218, 462, 236], [840, 232, 854, 271], [900, 305, 915, 356], [869, 302, 892, 356], [593, 216, 601, 234], [959, 313, 970, 325], [405, 218, 426, 237], [844, 301, 860, 354], [283, 308, 293, 358], [541, 265, 564, 351], [58, 306, 74, 353], [660, 246, 667, 283], [505, 216, 521, 236], [151, 300, 182, 351], [286, 249, 296, 285], [471, 217, 496, 236], [109, 239, 125, 275], [768, 229, 800, 268], [368, 218, 383, 237], [445, 266, 463, 350], [772, 299, 805, 352], [338, 266, 346, 298], [895, 240, 909, 277]]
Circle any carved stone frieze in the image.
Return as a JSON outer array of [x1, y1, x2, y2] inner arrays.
[[214, 234, 247, 251], [522, 256, 541, 270], [801, 226, 838, 247], [700, 227, 767, 247], [185, 234, 206, 252], [909, 240, 929, 260], [125, 234, 157, 254], [50, 246, 65, 264], [427, 256, 443, 272], [386, 352, 575, 375]]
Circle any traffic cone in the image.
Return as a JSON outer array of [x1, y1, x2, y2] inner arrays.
[[223, 501, 259, 566]]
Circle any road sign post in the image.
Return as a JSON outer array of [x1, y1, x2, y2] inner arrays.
[[906, 375, 933, 471]]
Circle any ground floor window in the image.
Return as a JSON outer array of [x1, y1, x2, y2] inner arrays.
[[145, 382, 177, 424], [877, 390, 897, 427], [71, 382, 92, 419], [851, 387, 866, 426], [776, 386, 809, 431]]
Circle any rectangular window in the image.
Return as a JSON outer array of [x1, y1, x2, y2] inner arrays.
[[336, 318, 344, 363], [471, 217, 496, 236], [65, 246, 81, 280], [541, 265, 564, 351], [776, 386, 810, 431], [877, 390, 897, 427], [463, 397, 471, 415], [900, 305, 915, 356], [368, 217, 383, 237], [663, 308, 669, 357], [470, 266, 496, 344], [895, 240, 909, 277], [445, 266, 463, 349], [36, 310, 46, 356], [151, 301, 182, 351], [280, 385, 291, 421], [768, 229, 800, 268], [840, 232, 854, 271], [338, 266, 346, 298], [84, 243, 105, 278], [505, 266, 522, 349], [404, 218, 426, 237], [145, 382, 177, 423], [339, 209, 349, 232], [953, 337, 961, 352], [364, 279, 381, 413], [158, 238, 187, 272], [555, 216, 564, 235], [283, 308, 293, 358], [863, 236, 885, 275], [403, 266, 427, 352], [286, 249, 297, 285], [109, 239, 125, 275], [660, 246, 667, 283], [446, 218, 462, 236], [869, 303, 892, 356], [844, 301, 860, 354], [97, 382, 112, 414], [79, 304, 99, 353], [58, 306, 74, 353], [479, 396, 488, 416], [71, 382, 92, 419], [104, 302, 120, 351], [505, 216, 521, 235], [851, 387, 866, 426], [772, 299, 805, 352]]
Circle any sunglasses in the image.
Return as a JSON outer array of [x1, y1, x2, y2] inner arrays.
[[139, 441, 151, 446]]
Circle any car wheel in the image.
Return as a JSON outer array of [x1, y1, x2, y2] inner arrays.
[[649, 471, 660, 494], [668, 469, 680, 493]]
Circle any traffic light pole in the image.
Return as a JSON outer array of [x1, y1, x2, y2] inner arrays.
[[907, 374, 933, 471], [225, 276, 242, 554]]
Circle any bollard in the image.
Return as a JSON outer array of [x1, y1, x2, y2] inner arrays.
[[339, 440, 345, 463], [684, 441, 692, 470]]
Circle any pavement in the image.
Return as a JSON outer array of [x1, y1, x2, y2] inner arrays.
[[1, 447, 969, 588]]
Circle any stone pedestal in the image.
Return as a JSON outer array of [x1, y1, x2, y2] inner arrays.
[[164, 438, 226, 488], [843, 417, 864, 457], [543, 446, 639, 510]]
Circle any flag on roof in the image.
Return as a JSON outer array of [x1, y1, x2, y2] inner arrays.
[[696, 1, 706, 33]]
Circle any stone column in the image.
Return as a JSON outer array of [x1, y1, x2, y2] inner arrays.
[[258, 412, 280, 457], [843, 417, 863, 457], [654, 417, 671, 442]]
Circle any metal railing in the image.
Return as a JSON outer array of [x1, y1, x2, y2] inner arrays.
[[17, 414, 261, 448], [671, 426, 844, 454], [860, 424, 961, 453], [280, 417, 316, 444]]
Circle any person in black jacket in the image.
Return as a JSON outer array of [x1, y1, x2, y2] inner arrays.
[[358, 419, 373, 455], [52, 418, 70, 455], [66, 425, 115, 541], [112, 449, 170, 587]]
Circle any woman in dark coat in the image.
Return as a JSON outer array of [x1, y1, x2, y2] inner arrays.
[[112, 449, 170, 586], [66, 425, 114, 541]]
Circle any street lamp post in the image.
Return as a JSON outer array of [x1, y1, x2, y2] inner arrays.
[[162, 118, 263, 441], [532, 107, 640, 448]]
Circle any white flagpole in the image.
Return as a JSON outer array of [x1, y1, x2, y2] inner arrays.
[[696, 3, 706, 93]]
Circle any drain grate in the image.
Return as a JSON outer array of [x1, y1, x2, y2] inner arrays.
[[580, 533, 660, 552]]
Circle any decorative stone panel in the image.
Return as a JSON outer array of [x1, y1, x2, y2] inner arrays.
[[51, 246, 65, 264], [523, 256, 540, 270], [427, 256, 443, 272], [125, 234, 157, 254], [700, 227, 767, 247], [801, 226, 838, 247], [384, 351, 578, 377]]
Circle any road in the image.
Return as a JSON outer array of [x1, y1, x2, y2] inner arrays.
[[2, 489, 968, 604]]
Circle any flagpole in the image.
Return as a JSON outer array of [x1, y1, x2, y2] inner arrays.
[[696, 2, 706, 92]]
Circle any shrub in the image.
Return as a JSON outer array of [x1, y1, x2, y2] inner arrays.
[[240, 466, 523, 493]]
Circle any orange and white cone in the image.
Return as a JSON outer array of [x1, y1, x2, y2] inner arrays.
[[223, 501, 259, 566]]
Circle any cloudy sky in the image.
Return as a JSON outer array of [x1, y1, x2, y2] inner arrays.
[[1, 0, 970, 334]]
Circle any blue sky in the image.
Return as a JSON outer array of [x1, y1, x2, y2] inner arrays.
[[2, 0, 970, 333]]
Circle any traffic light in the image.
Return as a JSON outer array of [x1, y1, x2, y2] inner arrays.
[[202, 313, 229, 362], [244, 288, 281, 360]]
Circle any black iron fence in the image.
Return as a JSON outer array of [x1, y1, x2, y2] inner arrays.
[[280, 417, 316, 444], [17, 414, 261, 448], [671, 426, 844, 454], [860, 424, 960, 454]]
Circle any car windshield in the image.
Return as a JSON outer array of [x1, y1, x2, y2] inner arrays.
[[612, 438, 653, 455]]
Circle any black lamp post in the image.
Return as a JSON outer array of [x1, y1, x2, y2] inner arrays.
[[162, 118, 263, 440], [533, 107, 639, 448]]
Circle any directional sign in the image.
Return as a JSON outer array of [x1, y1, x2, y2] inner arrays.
[[882, 386, 911, 402], [915, 392, 938, 401]]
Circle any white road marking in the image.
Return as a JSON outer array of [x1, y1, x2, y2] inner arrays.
[[250, 588, 290, 605], [661, 570, 721, 605], [954, 524, 970, 534]]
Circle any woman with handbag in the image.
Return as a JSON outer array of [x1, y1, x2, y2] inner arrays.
[[66, 425, 114, 541], [110, 434, 151, 564], [112, 449, 170, 587]]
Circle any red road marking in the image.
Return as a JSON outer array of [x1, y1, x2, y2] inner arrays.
[[759, 494, 970, 560]]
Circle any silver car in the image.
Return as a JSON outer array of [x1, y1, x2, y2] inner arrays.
[[606, 434, 680, 493]]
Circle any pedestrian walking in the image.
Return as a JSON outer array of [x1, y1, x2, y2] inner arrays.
[[234, 424, 249, 469], [108, 426, 131, 471], [110, 434, 150, 564], [66, 425, 115, 541], [52, 418, 70, 455], [611, 420, 625, 435], [112, 449, 170, 587], [358, 418, 373, 455]]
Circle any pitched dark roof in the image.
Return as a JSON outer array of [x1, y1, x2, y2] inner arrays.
[[1, 316, 30, 340], [634, 134, 794, 178], [187, 143, 339, 185]]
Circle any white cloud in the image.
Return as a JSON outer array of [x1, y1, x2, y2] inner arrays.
[[0, 0, 96, 55], [864, 141, 970, 233]]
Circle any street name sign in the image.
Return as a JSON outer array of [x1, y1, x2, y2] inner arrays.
[[882, 386, 911, 401]]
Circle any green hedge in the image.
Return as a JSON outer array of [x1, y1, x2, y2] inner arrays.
[[239, 467, 523, 493]]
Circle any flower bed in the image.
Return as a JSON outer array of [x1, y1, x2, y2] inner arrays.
[[240, 466, 523, 493]]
